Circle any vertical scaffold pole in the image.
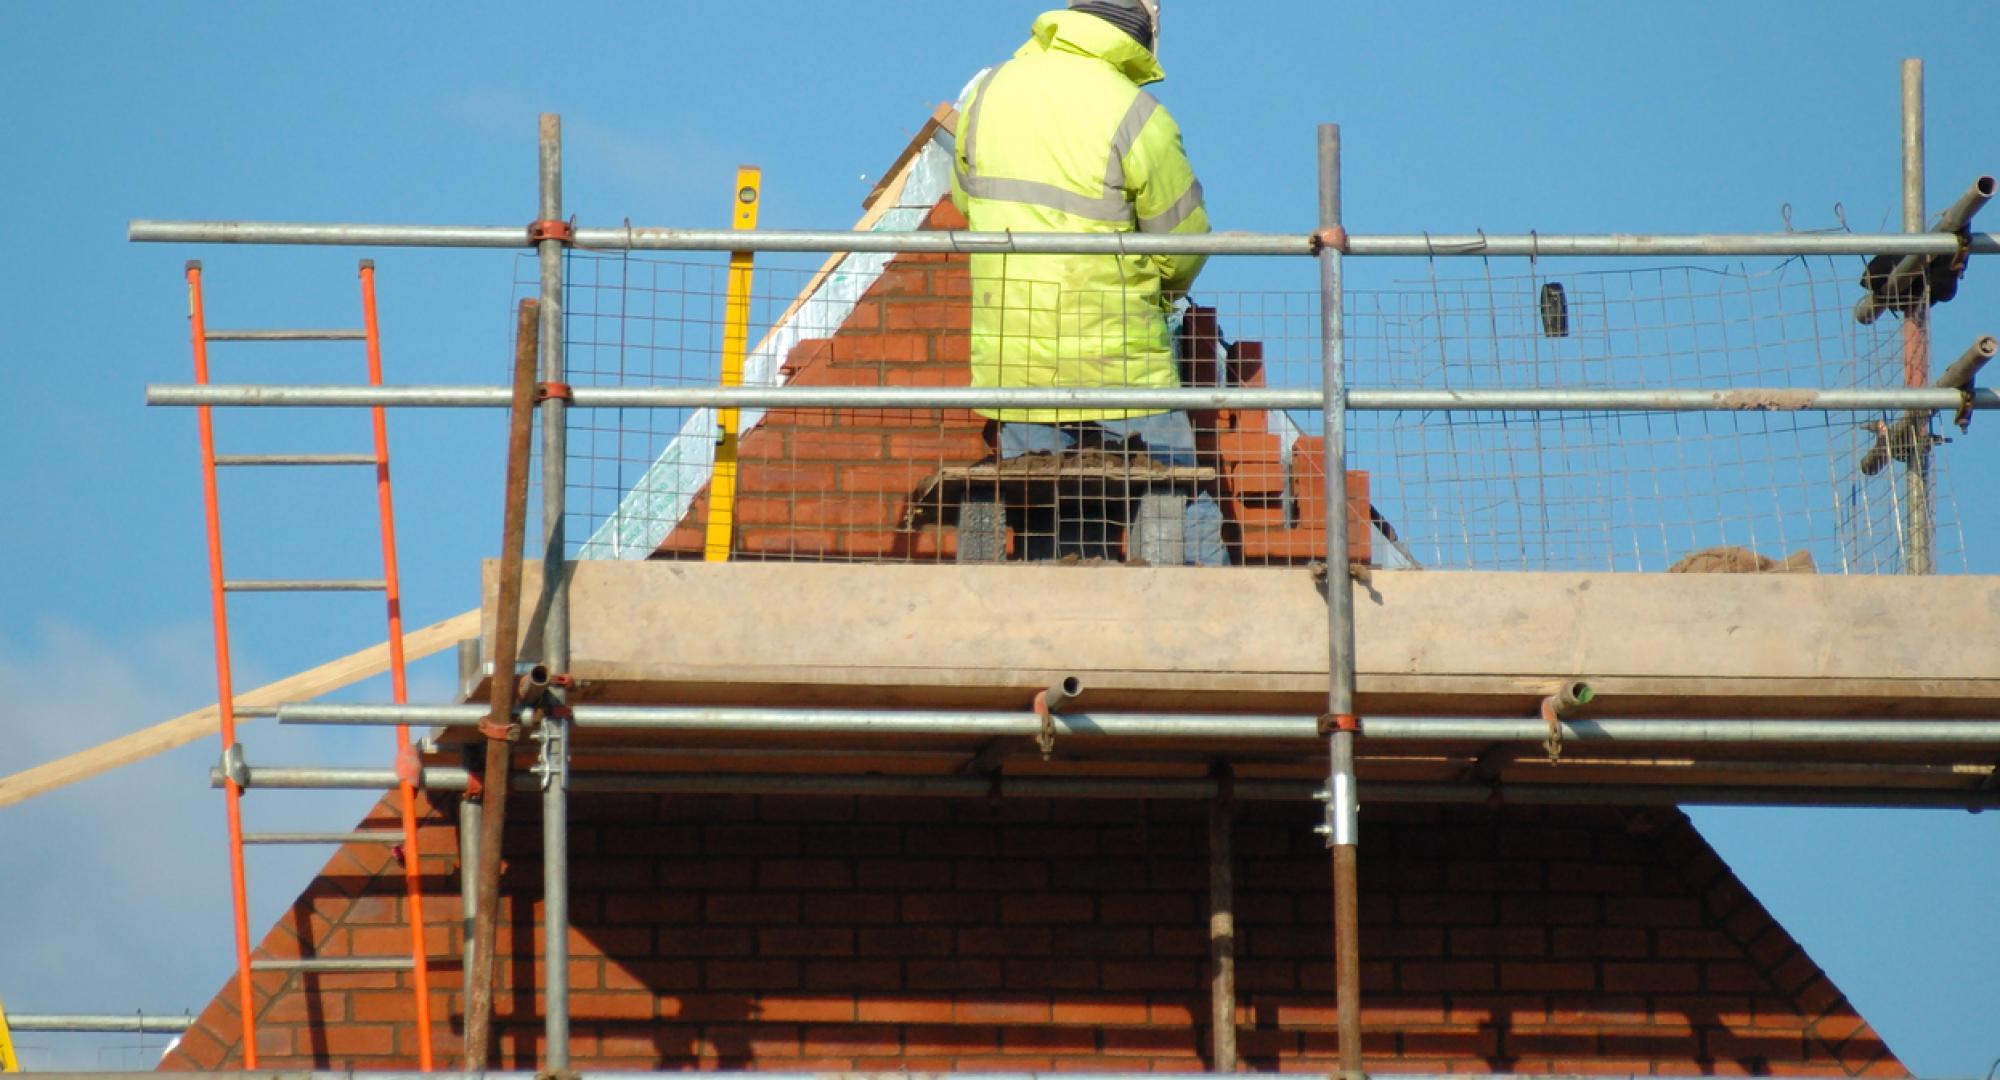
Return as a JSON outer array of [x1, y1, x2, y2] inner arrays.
[[1315, 123, 1364, 1080], [536, 112, 572, 1072], [1900, 58, 1932, 575], [1207, 764, 1238, 1073]]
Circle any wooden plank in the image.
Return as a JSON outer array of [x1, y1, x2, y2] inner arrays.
[[0, 610, 480, 809], [485, 561, 2000, 720]]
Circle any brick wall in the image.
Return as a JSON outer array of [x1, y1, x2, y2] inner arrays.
[[657, 197, 1368, 566], [162, 794, 1903, 1076]]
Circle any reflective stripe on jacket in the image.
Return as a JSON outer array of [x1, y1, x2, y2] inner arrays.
[[950, 9, 1210, 422]]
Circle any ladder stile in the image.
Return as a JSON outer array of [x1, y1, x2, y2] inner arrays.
[[186, 261, 262, 1069], [362, 259, 437, 1069]]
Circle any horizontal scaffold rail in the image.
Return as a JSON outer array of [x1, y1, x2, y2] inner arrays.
[[147, 384, 2000, 413], [127, 218, 2000, 257], [4, 1014, 192, 1034], [210, 764, 2000, 810], [279, 703, 2000, 746], [33, 1073, 1991, 1080]]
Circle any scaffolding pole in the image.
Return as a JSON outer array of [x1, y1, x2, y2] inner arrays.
[[129, 219, 1998, 257], [276, 705, 2000, 746], [1315, 123, 1364, 1080], [1901, 59, 1934, 576], [146, 383, 2000, 413], [210, 765, 2000, 810], [29, 1072, 1994, 1080], [3, 1015, 192, 1034], [534, 112, 573, 1073]]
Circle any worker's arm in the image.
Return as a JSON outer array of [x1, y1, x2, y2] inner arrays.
[[1122, 99, 1210, 298], [949, 69, 991, 217]]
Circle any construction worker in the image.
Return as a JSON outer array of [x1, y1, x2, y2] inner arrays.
[[951, 0, 1226, 565]]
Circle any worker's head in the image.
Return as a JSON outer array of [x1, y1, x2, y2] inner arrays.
[[1068, 0, 1161, 55]]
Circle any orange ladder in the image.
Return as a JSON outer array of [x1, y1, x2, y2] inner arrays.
[[185, 260, 435, 1069]]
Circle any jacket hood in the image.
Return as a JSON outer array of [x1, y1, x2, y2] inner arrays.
[[1019, 9, 1165, 86]]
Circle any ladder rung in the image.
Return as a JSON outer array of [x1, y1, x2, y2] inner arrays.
[[215, 453, 377, 467], [205, 329, 366, 342], [243, 830, 404, 845], [224, 579, 387, 593], [252, 957, 414, 973]]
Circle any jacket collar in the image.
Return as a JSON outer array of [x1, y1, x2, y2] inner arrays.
[[1018, 9, 1165, 86]]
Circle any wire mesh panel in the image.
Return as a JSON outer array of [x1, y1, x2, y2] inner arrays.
[[526, 248, 1962, 574]]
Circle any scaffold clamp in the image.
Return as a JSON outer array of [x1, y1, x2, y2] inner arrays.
[[219, 742, 250, 788], [1311, 225, 1350, 254], [528, 218, 575, 244], [1318, 713, 1361, 736], [535, 381, 574, 403]]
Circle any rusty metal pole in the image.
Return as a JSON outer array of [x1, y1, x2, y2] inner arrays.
[[1315, 122, 1365, 1080], [1207, 763, 1238, 1073], [461, 298, 540, 1068], [1900, 59, 1933, 575], [534, 112, 574, 1073]]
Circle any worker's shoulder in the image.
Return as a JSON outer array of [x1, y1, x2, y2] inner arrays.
[[999, 51, 1151, 104]]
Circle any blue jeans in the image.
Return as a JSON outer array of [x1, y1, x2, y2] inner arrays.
[[998, 412, 1229, 566]]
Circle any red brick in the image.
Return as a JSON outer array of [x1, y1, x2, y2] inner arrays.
[[656, 926, 753, 956], [933, 333, 971, 363], [703, 893, 800, 924], [319, 1023, 398, 1057], [888, 430, 990, 460], [830, 332, 930, 364], [1552, 927, 1650, 959], [932, 268, 972, 298], [857, 996, 954, 1024], [1004, 958, 1101, 990], [802, 959, 901, 991], [884, 300, 971, 332], [1603, 962, 1699, 993], [755, 994, 858, 1022], [955, 996, 1052, 1024], [907, 958, 1004, 990], [862, 264, 935, 298], [740, 462, 839, 495], [789, 430, 888, 461], [796, 1020, 900, 1056], [1000, 893, 1095, 923], [1450, 926, 1546, 957], [804, 893, 900, 924], [1547, 860, 1648, 893], [903, 892, 999, 924], [1500, 961, 1598, 991], [707, 958, 801, 990], [1101, 959, 1199, 991], [758, 927, 856, 956]]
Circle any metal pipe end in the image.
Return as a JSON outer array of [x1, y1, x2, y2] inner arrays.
[[1045, 675, 1084, 713], [1977, 335, 1998, 358], [359, 258, 375, 272]]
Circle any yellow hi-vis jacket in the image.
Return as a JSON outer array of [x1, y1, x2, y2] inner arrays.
[[951, 9, 1211, 423]]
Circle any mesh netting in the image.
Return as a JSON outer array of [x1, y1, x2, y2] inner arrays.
[[521, 251, 1961, 574]]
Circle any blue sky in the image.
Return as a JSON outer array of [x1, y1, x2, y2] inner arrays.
[[3, 2, 1997, 1074]]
